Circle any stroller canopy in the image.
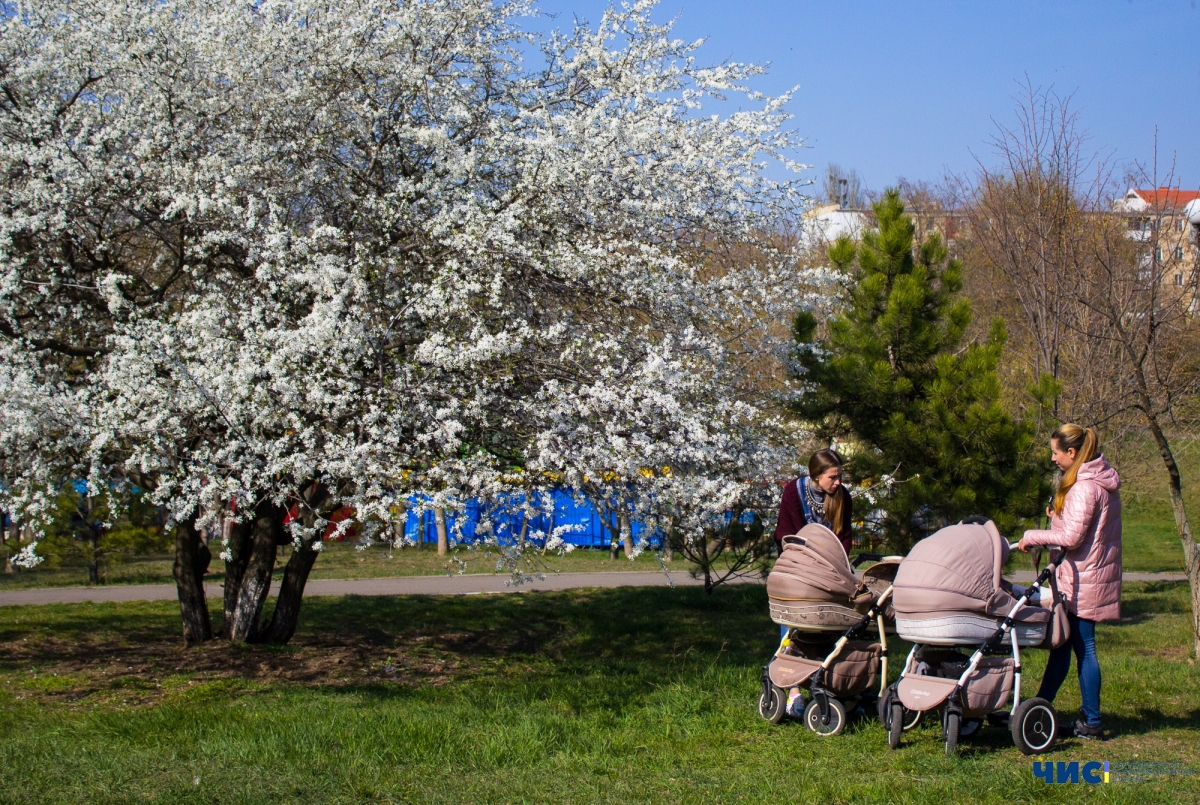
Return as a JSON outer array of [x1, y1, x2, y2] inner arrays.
[[892, 520, 1015, 619], [767, 523, 861, 604]]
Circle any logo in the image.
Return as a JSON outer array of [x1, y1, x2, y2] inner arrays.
[[1032, 762, 1107, 784], [1034, 761, 1194, 784]]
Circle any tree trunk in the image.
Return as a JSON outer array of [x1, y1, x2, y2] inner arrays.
[[608, 515, 620, 560], [517, 513, 530, 551], [663, 518, 674, 562], [87, 532, 101, 585], [621, 513, 633, 559], [1145, 415, 1200, 658], [435, 507, 448, 556], [173, 516, 213, 644], [224, 502, 283, 643], [221, 519, 251, 638], [261, 540, 319, 645]]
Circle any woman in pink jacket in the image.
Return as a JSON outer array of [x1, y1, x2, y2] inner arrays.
[[1017, 424, 1122, 740]]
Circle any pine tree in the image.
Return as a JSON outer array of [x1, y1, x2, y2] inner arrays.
[[792, 190, 1046, 549]]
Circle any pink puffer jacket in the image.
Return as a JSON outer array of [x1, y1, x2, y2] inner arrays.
[[1022, 455, 1123, 622]]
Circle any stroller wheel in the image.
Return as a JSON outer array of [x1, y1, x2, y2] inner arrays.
[[944, 711, 960, 757], [880, 685, 923, 732], [887, 702, 904, 749], [804, 697, 846, 737], [757, 672, 788, 724], [877, 685, 893, 728], [1011, 697, 1057, 755]]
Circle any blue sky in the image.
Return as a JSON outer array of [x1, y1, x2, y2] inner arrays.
[[531, 0, 1200, 196]]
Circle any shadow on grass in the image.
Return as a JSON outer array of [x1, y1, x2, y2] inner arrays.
[[0, 584, 780, 708]]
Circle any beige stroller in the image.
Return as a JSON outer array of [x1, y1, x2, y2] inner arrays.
[[758, 523, 906, 736], [882, 517, 1068, 756]]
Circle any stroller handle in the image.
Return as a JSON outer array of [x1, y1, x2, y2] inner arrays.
[[851, 552, 885, 568]]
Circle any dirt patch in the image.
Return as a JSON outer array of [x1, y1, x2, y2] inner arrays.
[[1136, 645, 1195, 663], [0, 627, 498, 708]]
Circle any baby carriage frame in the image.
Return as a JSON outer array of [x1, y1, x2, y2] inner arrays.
[[758, 524, 914, 736], [882, 519, 1067, 756]]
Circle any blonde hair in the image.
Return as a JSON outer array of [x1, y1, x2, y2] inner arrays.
[[1051, 424, 1099, 515], [808, 448, 849, 534]]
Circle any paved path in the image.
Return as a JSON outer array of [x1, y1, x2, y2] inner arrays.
[[0, 569, 1187, 607], [1008, 571, 1186, 583]]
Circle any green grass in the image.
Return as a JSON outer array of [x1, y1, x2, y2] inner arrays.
[[1109, 435, 1200, 573], [1, 582, 1198, 804]]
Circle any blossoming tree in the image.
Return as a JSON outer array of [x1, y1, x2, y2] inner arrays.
[[0, 0, 813, 643]]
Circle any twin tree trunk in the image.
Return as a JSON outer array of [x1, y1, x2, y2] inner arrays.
[[606, 512, 633, 560], [173, 499, 321, 646]]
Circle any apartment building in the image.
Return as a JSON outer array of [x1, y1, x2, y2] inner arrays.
[[1113, 187, 1200, 297]]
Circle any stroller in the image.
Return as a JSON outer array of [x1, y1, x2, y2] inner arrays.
[[758, 523, 907, 736], [881, 517, 1068, 756]]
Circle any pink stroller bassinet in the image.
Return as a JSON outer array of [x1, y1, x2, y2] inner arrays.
[[891, 520, 1050, 646], [767, 523, 898, 631]]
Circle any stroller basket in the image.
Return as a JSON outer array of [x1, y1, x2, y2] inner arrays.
[[769, 640, 881, 697], [897, 655, 1014, 716]]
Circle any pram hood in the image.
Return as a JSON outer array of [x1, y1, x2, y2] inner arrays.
[[892, 520, 1048, 623], [767, 523, 866, 605]]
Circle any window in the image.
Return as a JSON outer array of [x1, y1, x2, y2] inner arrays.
[[1180, 219, 1187, 233], [1156, 247, 1163, 262], [1176, 273, 1184, 286], [1176, 247, 1185, 261]]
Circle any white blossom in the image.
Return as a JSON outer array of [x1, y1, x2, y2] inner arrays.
[[0, 0, 823, 583]]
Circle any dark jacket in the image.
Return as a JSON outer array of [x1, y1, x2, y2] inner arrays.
[[773, 477, 854, 555]]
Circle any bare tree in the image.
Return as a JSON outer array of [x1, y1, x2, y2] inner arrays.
[[1072, 151, 1200, 657], [961, 83, 1200, 656], [665, 506, 773, 594], [959, 81, 1111, 426]]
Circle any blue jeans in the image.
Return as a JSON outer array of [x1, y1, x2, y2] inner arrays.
[[1036, 612, 1102, 727]]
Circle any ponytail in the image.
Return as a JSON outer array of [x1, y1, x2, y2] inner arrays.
[[1051, 424, 1099, 515], [825, 486, 849, 534]]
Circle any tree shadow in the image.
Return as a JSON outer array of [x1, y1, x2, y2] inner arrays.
[[0, 585, 781, 710]]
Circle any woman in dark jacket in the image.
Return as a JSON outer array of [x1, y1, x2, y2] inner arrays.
[[774, 448, 854, 555], [773, 448, 855, 717]]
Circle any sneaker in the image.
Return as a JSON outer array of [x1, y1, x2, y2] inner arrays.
[[786, 692, 805, 719], [1072, 720, 1104, 740]]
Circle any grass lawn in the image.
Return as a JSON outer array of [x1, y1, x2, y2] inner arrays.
[[1111, 435, 1200, 573], [1, 582, 1197, 804]]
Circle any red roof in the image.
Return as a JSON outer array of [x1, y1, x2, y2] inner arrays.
[[1131, 188, 1200, 210]]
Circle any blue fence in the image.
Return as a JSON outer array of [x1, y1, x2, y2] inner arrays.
[[402, 488, 661, 549]]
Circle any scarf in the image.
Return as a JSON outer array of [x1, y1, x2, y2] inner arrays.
[[805, 477, 829, 528]]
